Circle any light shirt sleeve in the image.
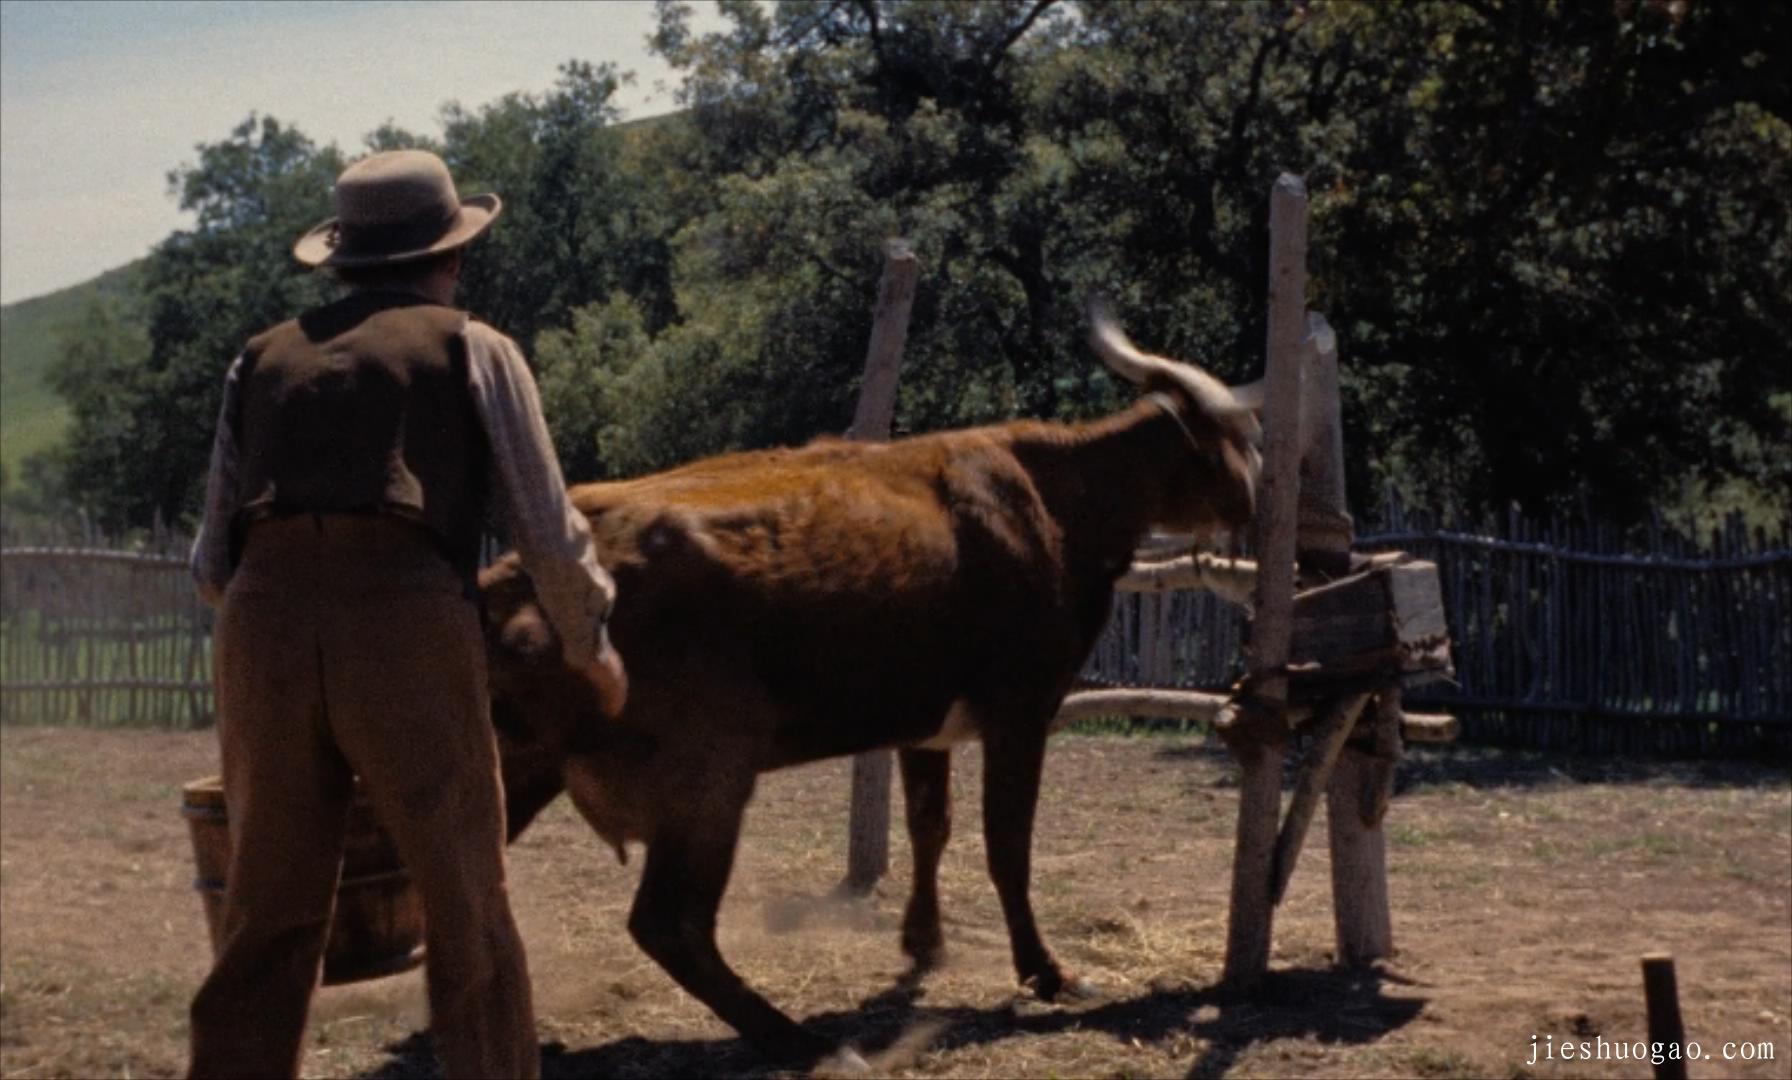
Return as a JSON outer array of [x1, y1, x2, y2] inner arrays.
[[463, 319, 615, 668], [189, 355, 246, 607]]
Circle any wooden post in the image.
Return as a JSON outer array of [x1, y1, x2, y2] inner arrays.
[[842, 240, 920, 895], [847, 240, 919, 441], [1295, 313, 1350, 582], [1641, 953, 1689, 1080], [1327, 738, 1392, 965], [1281, 289, 1407, 968], [1328, 687, 1402, 967], [1222, 173, 1308, 991]]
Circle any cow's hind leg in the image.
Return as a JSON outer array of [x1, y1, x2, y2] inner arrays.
[[628, 807, 835, 1065], [898, 748, 952, 970], [979, 726, 1087, 1002]]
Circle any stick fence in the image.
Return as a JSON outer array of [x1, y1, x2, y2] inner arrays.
[[1084, 497, 1790, 757], [5, 498, 1786, 752], [1, 534, 214, 729]]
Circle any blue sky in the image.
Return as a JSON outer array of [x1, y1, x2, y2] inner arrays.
[[0, 0, 730, 305]]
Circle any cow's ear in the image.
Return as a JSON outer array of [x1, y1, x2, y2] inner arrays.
[[498, 602, 560, 663]]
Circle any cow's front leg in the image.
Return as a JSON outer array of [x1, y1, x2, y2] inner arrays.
[[627, 812, 836, 1065], [979, 726, 1088, 1002], [898, 748, 952, 970]]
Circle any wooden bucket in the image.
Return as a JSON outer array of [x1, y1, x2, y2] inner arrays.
[[181, 776, 425, 985]]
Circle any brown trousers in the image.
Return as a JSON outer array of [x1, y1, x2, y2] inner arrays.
[[188, 515, 537, 1079]]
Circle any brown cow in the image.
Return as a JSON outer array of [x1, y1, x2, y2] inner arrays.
[[483, 312, 1260, 1065]]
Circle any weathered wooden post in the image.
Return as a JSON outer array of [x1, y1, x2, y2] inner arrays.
[[1221, 173, 1309, 990], [842, 240, 920, 895], [1295, 313, 1349, 582], [1641, 952, 1690, 1080], [1262, 312, 1353, 905], [1291, 301, 1401, 965], [1327, 690, 1398, 963]]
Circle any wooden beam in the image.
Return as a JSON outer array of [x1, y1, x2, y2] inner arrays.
[[1287, 558, 1451, 679], [1054, 687, 1229, 727], [1116, 552, 1257, 606], [1399, 712, 1458, 743], [1271, 691, 1371, 906]]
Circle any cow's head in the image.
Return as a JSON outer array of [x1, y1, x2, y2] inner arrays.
[[1088, 308, 1262, 537], [479, 553, 655, 849]]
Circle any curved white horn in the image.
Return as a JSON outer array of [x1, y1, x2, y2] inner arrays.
[[1088, 305, 1181, 387], [1229, 378, 1265, 413], [1088, 306, 1256, 430]]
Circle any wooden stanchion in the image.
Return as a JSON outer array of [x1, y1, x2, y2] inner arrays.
[[1221, 173, 1308, 991], [841, 240, 920, 895], [1641, 952, 1689, 1080], [1328, 740, 1393, 965]]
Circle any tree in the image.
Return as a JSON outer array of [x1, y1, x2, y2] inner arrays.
[[1056, 1, 1790, 524], [443, 61, 678, 348], [52, 115, 341, 529], [635, 0, 1789, 528], [533, 293, 653, 481], [37, 2, 1790, 533], [47, 62, 666, 526]]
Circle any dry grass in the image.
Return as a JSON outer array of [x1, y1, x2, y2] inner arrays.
[[2, 726, 1788, 1079]]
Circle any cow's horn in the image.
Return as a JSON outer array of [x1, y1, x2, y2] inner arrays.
[[1088, 305, 1257, 426], [1088, 303, 1177, 387], [1230, 378, 1265, 413]]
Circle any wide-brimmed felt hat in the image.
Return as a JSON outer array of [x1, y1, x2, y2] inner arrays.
[[293, 150, 501, 268]]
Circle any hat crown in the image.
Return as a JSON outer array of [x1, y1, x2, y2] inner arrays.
[[293, 148, 499, 268], [334, 150, 460, 230]]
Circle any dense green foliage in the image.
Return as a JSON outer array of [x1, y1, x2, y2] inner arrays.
[[4, 0, 1786, 536]]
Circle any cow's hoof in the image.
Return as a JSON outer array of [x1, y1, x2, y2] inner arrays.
[[900, 930, 948, 971], [1059, 973, 1101, 1000], [811, 1045, 872, 1077], [1024, 968, 1100, 1003]]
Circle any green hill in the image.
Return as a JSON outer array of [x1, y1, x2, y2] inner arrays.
[[0, 262, 144, 480]]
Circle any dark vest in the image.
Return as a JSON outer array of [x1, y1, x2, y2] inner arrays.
[[232, 291, 490, 578]]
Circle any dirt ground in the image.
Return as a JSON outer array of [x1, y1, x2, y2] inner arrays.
[[1, 726, 1787, 1080]]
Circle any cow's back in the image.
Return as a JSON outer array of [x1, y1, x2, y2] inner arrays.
[[565, 432, 1075, 762]]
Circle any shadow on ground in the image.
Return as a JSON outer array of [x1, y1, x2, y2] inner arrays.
[[358, 964, 1426, 1079], [1153, 739, 1791, 793]]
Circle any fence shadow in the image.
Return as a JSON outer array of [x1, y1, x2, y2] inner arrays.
[[359, 966, 1426, 1079]]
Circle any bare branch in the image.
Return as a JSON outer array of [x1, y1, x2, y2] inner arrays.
[[856, 0, 886, 66], [982, 0, 1058, 76], [1228, 25, 1288, 155]]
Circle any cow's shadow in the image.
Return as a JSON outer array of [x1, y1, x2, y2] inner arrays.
[[358, 963, 1426, 1078]]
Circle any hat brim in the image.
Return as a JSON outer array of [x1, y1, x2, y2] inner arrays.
[[292, 193, 502, 268]]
